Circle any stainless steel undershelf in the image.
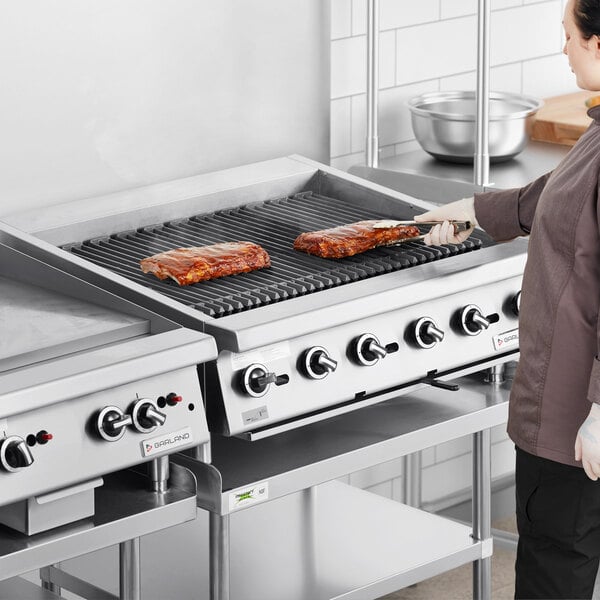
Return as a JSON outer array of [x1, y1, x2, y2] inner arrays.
[[175, 373, 510, 515], [0, 576, 61, 600], [0, 464, 196, 581], [225, 480, 489, 600], [350, 141, 569, 203]]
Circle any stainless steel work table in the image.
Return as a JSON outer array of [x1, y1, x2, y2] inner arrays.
[[0, 465, 197, 600], [175, 372, 511, 600], [350, 140, 569, 203]]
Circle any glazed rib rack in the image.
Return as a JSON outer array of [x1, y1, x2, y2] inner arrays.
[[64, 192, 484, 318]]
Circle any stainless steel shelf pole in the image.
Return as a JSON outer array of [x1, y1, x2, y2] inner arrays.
[[366, 0, 379, 168], [210, 513, 230, 600], [402, 452, 422, 508], [474, 0, 491, 186], [149, 456, 170, 494], [472, 429, 492, 600], [119, 538, 141, 600]]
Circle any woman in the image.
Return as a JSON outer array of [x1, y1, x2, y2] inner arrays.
[[415, 1, 600, 597]]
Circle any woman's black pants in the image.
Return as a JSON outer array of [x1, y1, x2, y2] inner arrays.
[[515, 446, 600, 599]]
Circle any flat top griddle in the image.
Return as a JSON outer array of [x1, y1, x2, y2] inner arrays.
[[64, 192, 484, 319], [0, 277, 149, 373]]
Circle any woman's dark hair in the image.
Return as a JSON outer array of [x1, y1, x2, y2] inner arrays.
[[574, 0, 600, 39]]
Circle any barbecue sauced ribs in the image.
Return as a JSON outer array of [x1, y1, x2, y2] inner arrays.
[[293, 220, 420, 258], [140, 241, 271, 286]]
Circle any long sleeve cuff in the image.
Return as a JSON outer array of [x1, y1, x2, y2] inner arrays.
[[474, 189, 525, 242]]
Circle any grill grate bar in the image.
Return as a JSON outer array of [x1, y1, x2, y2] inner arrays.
[[64, 192, 484, 318]]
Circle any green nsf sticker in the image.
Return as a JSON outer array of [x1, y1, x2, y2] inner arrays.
[[229, 481, 269, 511]]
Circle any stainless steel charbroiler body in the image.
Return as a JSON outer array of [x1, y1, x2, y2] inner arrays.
[[3, 156, 525, 440], [0, 224, 216, 533]]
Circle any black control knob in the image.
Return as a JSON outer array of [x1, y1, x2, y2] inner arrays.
[[459, 304, 491, 336], [353, 333, 387, 366], [96, 406, 132, 442], [0, 436, 34, 473], [414, 317, 444, 349], [131, 398, 167, 434], [302, 346, 338, 380], [240, 363, 290, 398], [511, 291, 521, 316]]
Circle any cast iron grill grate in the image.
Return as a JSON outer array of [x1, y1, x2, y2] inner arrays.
[[63, 192, 484, 318]]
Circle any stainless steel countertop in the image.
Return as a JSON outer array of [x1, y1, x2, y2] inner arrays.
[[350, 141, 570, 203]]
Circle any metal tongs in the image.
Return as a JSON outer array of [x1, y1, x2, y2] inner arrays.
[[373, 219, 472, 245], [373, 219, 472, 231]]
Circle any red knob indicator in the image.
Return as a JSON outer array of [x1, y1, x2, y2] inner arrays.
[[166, 393, 183, 406], [37, 430, 53, 444]]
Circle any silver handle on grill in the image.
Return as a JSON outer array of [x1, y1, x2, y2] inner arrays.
[[414, 317, 445, 349], [354, 333, 388, 366], [471, 312, 490, 330], [0, 436, 34, 473], [459, 304, 491, 336], [97, 406, 132, 442], [303, 346, 338, 380], [317, 353, 338, 373], [241, 363, 289, 397], [426, 323, 445, 343], [132, 398, 168, 434]]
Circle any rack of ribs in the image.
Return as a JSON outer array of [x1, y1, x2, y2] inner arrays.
[[140, 241, 271, 285], [293, 220, 420, 258]]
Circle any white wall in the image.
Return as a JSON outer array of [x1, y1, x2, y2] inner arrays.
[[330, 0, 577, 171], [0, 1, 330, 217]]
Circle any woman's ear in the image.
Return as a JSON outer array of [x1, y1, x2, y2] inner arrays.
[[594, 34, 600, 57]]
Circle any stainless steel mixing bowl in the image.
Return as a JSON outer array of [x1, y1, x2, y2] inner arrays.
[[407, 91, 542, 164]]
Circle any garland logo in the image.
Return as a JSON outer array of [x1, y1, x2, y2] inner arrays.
[[229, 481, 269, 511], [141, 427, 193, 457], [493, 328, 519, 351]]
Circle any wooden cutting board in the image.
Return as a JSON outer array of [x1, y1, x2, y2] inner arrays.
[[530, 91, 598, 146]]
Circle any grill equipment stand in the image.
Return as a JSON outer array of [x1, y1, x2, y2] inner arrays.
[[172, 373, 504, 600], [1, 464, 197, 600]]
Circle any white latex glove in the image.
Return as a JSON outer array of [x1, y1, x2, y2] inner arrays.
[[575, 403, 600, 480], [414, 197, 477, 246]]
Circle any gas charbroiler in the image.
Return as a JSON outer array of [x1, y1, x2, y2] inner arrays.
[[3, 156, 525, 441], [0, 223, 216, 538]]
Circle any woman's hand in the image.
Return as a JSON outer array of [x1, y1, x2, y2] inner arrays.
[[414, 197, 477, 245], [575, 403, 600, 480]]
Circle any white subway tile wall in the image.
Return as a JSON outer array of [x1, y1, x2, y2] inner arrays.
[[331, 1, 578, 503], [330, 0, 579, 171]]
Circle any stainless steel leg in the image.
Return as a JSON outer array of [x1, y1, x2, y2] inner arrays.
[[402, 451, 422, 507], [210, 512, 230, 600], [120, 537, 141, 600], [485, 363, 505, 385], [149, 455, 170, 493], [41, 562, 61, 595], [472, 429, 492, 600]]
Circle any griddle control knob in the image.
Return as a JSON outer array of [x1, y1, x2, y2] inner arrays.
[[96, 406, 132, 442], [414, 317, 444, 349], [459, 304, 491, 336], [0, 436, 34, 473], [353, 333, 387, 366], [303, 346, 338, 379], [241, 363, 290, 398], [131, 398, 167, 434]]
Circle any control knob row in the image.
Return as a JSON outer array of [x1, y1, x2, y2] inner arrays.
[[97, 398, 167, 442]]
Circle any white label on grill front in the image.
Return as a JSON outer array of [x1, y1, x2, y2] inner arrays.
[[493, 328, 519, 351], [231, 342, 291, 370], [229, 481, 269, 512], [141, 427, 193, 457]]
